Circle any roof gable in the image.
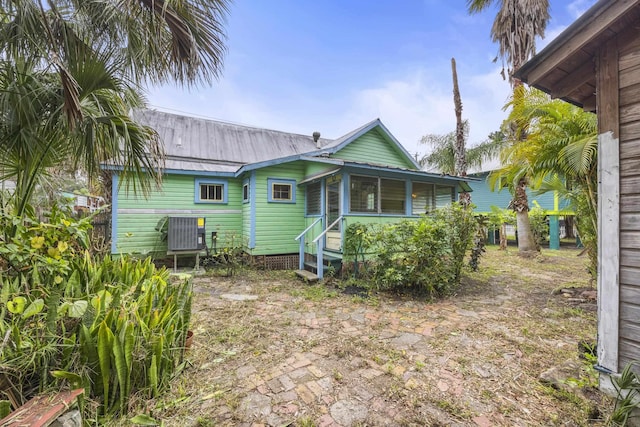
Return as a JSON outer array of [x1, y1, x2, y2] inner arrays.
[[318, 119, 421, 169]]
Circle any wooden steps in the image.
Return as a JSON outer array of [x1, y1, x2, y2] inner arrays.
[[295, 269, 319, 282]]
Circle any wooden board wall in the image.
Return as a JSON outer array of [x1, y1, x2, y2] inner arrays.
[[617, 32, 640, 369]]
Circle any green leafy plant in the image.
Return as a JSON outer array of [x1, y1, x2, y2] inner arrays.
[[202, 231, 245, 277], [469, 215, 488, 271], [529, 205, 549, 250], [607, 361, 640, 426], [0, 208, 193, 420], [343, 223, 374, 279]]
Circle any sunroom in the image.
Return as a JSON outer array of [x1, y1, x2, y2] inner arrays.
[[296, 162, 472, 278]]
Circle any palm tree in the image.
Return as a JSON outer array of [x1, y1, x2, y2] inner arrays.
[[420, 121, 505, 175], [468, 0, 550, 254], [0, 0, 230, 125], [0, 0, 229, 219], [0, 55, 164, 219], [493, 86, 597, 274]]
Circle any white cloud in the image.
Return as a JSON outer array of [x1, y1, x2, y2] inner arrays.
[[337, 67, 511, 158], [146, 67, 512, 165]]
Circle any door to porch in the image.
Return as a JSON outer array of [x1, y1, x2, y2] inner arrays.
[[326, 179, 341, 252]]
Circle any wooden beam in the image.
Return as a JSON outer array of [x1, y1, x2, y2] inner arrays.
[[582, 94, 597, 112], [526, 0, 639, 86], [550, 58, 595, 99], [597, 38, 620, 138]]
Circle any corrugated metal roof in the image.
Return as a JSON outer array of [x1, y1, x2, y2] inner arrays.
[[134, 109, 332, 168]]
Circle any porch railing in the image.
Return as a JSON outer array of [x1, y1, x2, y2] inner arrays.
[[311, 216, 343, 279], [294, 217, 323, 270]]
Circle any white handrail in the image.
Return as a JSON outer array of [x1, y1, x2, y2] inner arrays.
[[295, 217, 323, 270], [312, 216, 343, 244], [295, 217, 322, 241]]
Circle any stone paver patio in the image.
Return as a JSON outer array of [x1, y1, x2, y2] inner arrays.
[[147, 249, 606, 426]]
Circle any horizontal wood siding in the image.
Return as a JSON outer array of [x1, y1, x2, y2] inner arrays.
[[243, 200, 251, 250], [468, 173, 567, 214], [304, 162, 339, 179], [253, 162, 306, 255], [617, 32, 640, 369], [115, 174, 242, 254], [333, 129, 416, 169]]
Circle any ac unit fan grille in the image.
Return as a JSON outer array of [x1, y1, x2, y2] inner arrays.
[[168, 217, 199, 251]]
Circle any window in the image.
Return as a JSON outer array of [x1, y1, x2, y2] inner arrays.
[[350, 175, 406, 214], [202, 184, 223, 201], [306, 182, 321, 215], [435, 185, 454, 208], [267, 178, 296, 203], [273, 184, 291, 200], [380, 179, 405, 214], [412, 182, 435, 215], [195, 178, 227, 204], [350, 176, 378, 213], [242, 181, 249, 203]]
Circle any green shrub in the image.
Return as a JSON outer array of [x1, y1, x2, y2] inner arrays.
[[357, 203, 478, 297], [0, 208, 192, 420], [433, 203, 477, 283], [371, 217, 453, 296], [529, 206, 549, 250], [343, 223, 374, 279]]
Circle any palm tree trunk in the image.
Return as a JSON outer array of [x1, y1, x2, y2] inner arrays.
[[512, 177, 537, 253], [451, 57, 470, 206]]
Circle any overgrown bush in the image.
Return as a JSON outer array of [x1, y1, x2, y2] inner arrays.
[[529, 206, 549, 250], [0, 208, 192, 421], [432, 203, 477, 283], [347, 203, 478, 297], [343, 223, 374, 279]]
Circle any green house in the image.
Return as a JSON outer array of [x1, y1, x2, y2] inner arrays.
[[108, 110, 470, 277]]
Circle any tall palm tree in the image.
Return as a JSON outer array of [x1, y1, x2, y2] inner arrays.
[[468, 0, 550, 254], [493, 86, 597, 274]]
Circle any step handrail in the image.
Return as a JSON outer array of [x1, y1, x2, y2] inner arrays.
[[312, 216, 343, 244], [312, 215, 343, 280], [295, 217, 322, 242], [295, 217, 323, 270]]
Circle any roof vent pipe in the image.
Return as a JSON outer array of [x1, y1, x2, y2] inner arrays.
[[313, 131, 321, 148]]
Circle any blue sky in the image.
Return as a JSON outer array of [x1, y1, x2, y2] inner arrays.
[[147, 0, 597, 162]]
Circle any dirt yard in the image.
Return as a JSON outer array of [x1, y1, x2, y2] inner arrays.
[[121, 247, 612, 426]]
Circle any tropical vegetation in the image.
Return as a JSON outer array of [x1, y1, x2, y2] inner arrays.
[[490, 86, 597, 276], [0, 0, 229, 421], [0, 0, 230, 219], [419, 121, 505, 175], [0, 207, 193, 421], [344, 203, 479, 297], [467, 0, 551, 254]]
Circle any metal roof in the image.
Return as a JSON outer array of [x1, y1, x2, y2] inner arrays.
[[132, 109, 425, 176], [134, 109, 332, 170]]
